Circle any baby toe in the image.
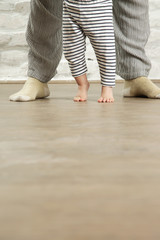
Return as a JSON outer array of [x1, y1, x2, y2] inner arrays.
[[98, 97, 103, 103]]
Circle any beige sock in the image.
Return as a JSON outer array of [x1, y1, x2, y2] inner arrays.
[[123, 77, 160, 99], [9, 77, 50, 102]]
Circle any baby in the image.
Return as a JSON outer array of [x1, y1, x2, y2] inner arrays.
[[63, 0, 116, 103]]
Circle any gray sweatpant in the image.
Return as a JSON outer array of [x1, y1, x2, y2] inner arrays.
[[26, 0, 151, 83]]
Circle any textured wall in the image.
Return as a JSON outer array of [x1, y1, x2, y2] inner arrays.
[[0, 0, 160, 82]]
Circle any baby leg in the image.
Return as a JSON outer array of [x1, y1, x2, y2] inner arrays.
[[86, 0, 116, 102], [63, 1, 89, 101], [74, 74, 90, 102]]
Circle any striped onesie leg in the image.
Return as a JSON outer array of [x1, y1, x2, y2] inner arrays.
[[63, 0, 116, 87]]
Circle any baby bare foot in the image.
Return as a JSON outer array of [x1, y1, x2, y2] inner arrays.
[[74, 83, 90, 102], [98, 86, 114, 103], [74, 74, 90, 102]]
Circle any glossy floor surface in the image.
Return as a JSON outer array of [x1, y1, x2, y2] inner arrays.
[[0, 83, 160, 240]]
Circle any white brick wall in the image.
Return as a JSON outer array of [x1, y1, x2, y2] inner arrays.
[[0, 0, 160, 82], [0, 0, 29, 81]]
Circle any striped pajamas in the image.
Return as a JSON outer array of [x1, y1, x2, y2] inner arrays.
[[63, 0, 116, 87]]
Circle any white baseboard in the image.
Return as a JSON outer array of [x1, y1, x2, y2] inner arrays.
[[0, 79, 160, 84]]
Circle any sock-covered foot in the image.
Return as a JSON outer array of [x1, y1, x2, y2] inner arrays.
[[9, 77, 50, 102], [123, 77, 160, 99], [98, 86, 114, 103]]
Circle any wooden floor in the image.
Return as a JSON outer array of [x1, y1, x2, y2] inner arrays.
[[0, 83, 160, 240]]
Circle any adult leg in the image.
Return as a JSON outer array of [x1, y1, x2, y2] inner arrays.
[[9, 0, 63, 102], [113, 0, 160, 98]]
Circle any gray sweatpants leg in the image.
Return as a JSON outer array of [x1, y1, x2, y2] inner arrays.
[[113, 0, 151, 80], [26, 0, 63, 83]]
